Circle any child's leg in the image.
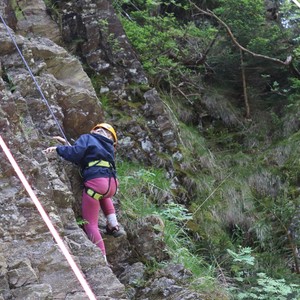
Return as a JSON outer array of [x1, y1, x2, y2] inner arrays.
[[82, 190, 106, 255], [85, 177, 119, 228], [101, 196, 125, 237], [100, 197, 118, 228]]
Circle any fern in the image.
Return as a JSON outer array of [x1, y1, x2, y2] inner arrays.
[[228, 247, 300, 299]]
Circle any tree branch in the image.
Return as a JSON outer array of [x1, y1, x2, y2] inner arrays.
[[240, 49, 251, 118], [291, 0, 300, 9], [189, 1, 292, 66]]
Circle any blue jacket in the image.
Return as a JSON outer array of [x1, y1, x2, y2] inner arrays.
[[56, 133, 116, 182]]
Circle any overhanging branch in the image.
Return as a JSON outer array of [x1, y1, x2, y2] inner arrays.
[[189, 1, 292, 66]]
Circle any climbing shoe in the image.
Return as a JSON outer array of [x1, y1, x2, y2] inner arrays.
[[105, 224, 126, 238]]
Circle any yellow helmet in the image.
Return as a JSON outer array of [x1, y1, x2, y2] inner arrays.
[[92, 123, 117, 144]]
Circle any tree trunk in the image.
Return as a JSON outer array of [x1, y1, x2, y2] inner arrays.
[[240, 49, 250, 119]]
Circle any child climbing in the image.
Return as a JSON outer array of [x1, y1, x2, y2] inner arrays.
[[44, 123, 125, 265]]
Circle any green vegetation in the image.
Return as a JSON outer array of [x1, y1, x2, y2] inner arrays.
[[43, 0, 62, 27], [76, 217, 88, 226], [227, 247, 300, 299], [11, 0, 24, 21], [117, 159, 227, 298], [109, 0, 300, 298], [119, 5, 213, 92], [117, 153, 300, 298]]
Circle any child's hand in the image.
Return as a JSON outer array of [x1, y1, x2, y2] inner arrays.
[[43, 146, 57, 153], [53, 136, 67, 144]]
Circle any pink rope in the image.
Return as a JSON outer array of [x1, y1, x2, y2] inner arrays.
[[0, 136, 97, 300]]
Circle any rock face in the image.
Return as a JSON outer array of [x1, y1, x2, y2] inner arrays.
[[0, 1, 194, 299], [0, 18, 125, 299], [54, 0, 178, 163]]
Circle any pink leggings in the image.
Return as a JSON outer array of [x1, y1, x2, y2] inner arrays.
[[82, 177, 118, 256]]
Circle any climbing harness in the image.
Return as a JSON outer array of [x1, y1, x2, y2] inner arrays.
[[85, 176, 117, 201], [80, 159, 114, 178], [0, 14, 69, 145], [85, 188, 104, 200], [87, 160, 111, 168], [84, 160, 117, 201]]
